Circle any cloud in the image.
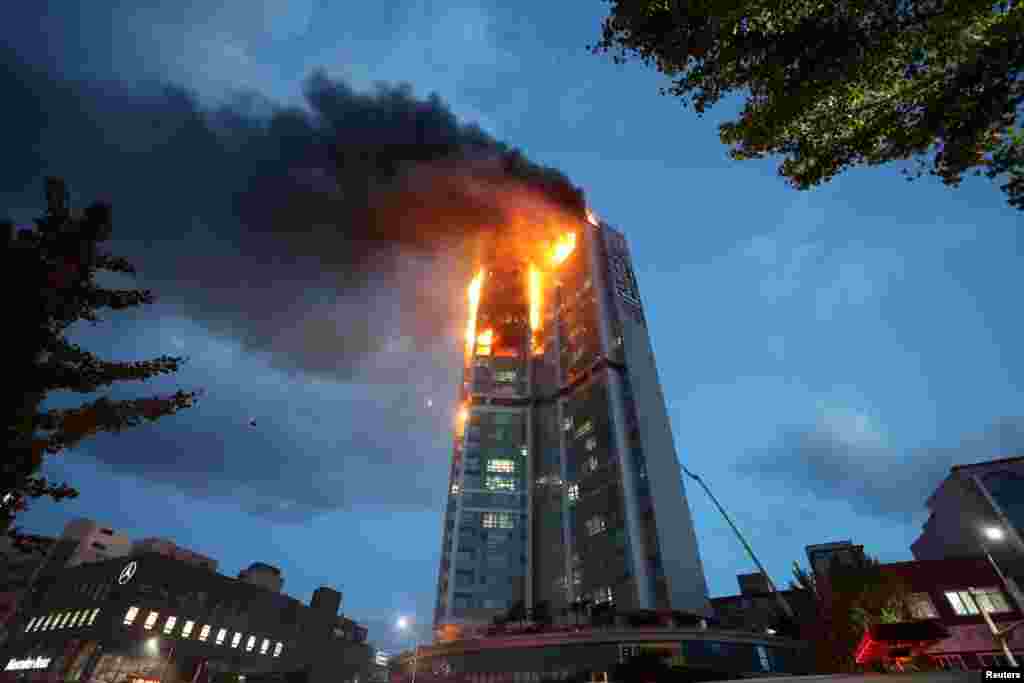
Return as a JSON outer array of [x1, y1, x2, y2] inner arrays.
[[733, 409, 1024, 522], [737, 198, 903, 320]]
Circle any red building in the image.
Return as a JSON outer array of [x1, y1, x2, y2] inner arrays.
[[853, 557, 1024, 671]]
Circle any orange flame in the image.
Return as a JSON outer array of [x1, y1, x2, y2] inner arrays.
[[550, 232, 577, 267], [465, 269, 485, 361], [528, 263, 542, 353], [476, 329, 494, 346]]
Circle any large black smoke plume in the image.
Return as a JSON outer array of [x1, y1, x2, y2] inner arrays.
[[2, 50, 585, 381]]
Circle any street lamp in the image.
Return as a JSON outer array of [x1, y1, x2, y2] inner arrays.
[[396, 616, 419, 683], [973, 525, 1022, 668]]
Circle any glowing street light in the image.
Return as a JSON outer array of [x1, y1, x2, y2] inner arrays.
[[396, 616, 419, 683], [974, 525, 1021, 667]]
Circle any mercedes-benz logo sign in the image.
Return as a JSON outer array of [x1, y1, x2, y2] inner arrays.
[[118, 561, 138, 585]]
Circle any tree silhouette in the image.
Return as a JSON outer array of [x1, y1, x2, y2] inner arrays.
[[4, 177, 200, 542], [593, 0, 1023, 210]]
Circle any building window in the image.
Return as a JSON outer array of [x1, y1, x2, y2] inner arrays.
[[567, 483, 579, 502], [488, 459, 515, 473], [123, 607, 139, 626], [199, 624, 211, 642], [231, 632, 242, 649], [143, 611, 159, 630], [88, 608, 100, 625], [971, 587, 1011, 613], [246, 635, 256, 652], [482, 512, 515, 529], [585, 437, 597, 452], [260, 638, 270, 655], [485, 476, 515, 492], [945, 591, 979, 616], [273, 642, 283, 658], [182, 620, 195, 638], [574, 420, 594, 439], [585, 515, 607, 536], [216, 628, 227, 645], [595, 587, 614, 605], [906, 593, 939, 620], [163, 616, 177, 635]]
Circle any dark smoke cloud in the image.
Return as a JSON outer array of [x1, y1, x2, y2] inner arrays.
[[733, 417, 1024, 523], [1, 47, 585, 381]]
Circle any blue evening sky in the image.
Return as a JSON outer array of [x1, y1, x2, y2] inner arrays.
[[7, 0, 1022, 654]]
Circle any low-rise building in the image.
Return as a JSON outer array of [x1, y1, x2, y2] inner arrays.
[[854, 557, 1024, 671], [710, 573, 817, 636], [0, 551, 372, 683]]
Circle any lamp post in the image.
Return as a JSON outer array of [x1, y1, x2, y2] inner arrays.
[[396, 617, 419, 683], [973, 526, 1022, 668], [681, 465, 794, 620]]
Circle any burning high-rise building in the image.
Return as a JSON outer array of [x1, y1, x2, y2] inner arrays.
[[433, 211, 710, 633]]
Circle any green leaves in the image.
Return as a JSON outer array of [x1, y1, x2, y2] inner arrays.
[[593, 0, 1024, 209], [4, 177, 200, 541]]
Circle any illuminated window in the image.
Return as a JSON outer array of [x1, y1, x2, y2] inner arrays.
[[487, 459, 515, 474], [246, 636, 256, 652], [163, 616, 177, 635], [273, 642, 283, 658], [24, 617, 38, 632], [595, 586, 614, 605], [945, 591, 978, 616], [143, 611, 159, 630], [585, 515, 607, 536], [216, 628, 227, 645], [969, 587, 1010, 613], [88, 608, 100, 626], [450, 483, 460, 495], [585, 437, 597, 452], [485, 476, 515, 492], [567, 484, 579, 502], [123, 607, 139, 626], [199, 624, 211, 642], [231, 632, 242, 649], [574, 420, 593, 439], [260, 639, 270, 655], [495, 370, 517, 383], [482, 512, 515, 529]]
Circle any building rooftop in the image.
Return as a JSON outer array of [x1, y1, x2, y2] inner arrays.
[[949, 455, 1024, 473]]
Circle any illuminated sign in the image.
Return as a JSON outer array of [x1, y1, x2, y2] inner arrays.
[[5, 657, 52, 671], [118, 561, 138, 585]]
